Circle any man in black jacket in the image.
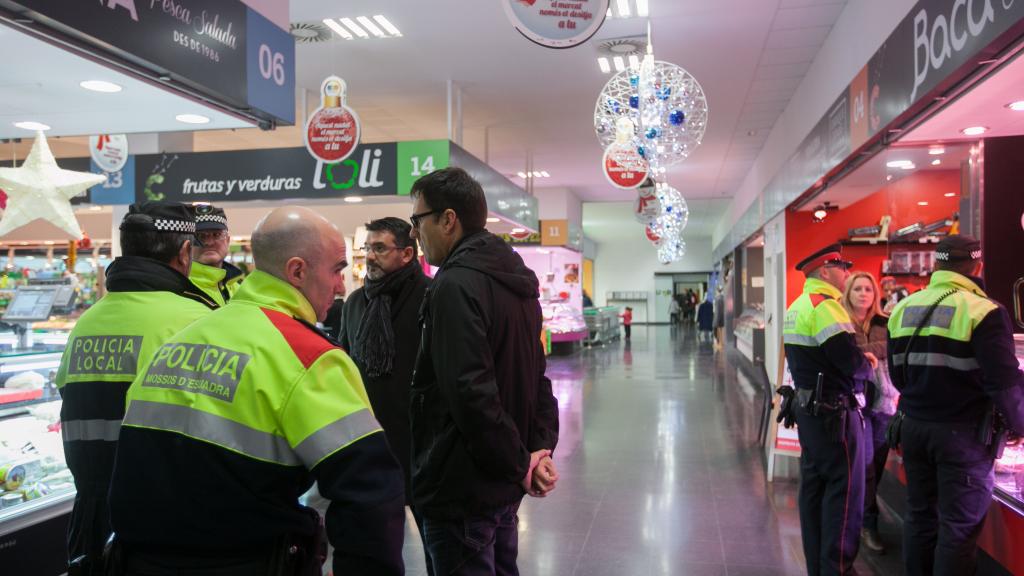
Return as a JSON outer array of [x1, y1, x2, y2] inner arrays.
[[409, 167, 560, 575], [339, 217, 429, 526]]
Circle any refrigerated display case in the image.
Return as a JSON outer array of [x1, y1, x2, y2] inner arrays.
[[0, 347, 73, 576]]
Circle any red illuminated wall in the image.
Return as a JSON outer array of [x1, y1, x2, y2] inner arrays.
[[785, 170, 961, 305]]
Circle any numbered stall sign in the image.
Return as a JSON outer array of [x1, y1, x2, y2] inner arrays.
[[397, 140, 450, 195]]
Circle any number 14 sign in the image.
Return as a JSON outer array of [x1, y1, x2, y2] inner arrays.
[[397, 140, 450, 195]]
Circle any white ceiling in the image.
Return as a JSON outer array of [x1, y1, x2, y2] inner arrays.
[[0, 23, 252, 140], [582, 198, 731, 243], [901, 48, 1024, 144]]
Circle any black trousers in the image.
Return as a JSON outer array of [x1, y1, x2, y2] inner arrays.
[[901, 417, 994, 576], [795, 407, 865, 576], [67, 489, 111, 575], [623, 325, 631, 340]]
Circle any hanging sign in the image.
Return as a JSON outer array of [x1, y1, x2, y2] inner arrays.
[[89, 134, 129, 173], [502, 0, 609, 49], [305, 76, 360, 164], [603, 146, 648, 189], [633, 188, 661, 224], [644, 223, 663, 246]]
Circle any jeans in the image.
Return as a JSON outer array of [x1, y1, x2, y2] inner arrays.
[[862, 411, 892, 532], [422, 501, 521, 576]]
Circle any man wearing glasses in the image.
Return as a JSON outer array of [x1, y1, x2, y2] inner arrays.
[[190, 204, 244, 306], [408, 167, 559, 576], [338, 217, 430, 549]]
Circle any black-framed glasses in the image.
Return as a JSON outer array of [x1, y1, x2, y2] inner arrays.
[[361, 243, 399, 256], [410, 209, 439, 228]]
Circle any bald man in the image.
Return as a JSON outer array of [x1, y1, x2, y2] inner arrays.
[[108, 206, 405, 576]]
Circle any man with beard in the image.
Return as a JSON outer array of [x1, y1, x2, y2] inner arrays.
[[339, 217, 430, 538]]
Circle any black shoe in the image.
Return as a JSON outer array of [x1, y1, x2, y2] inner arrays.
[[861, 528, 886, 554]]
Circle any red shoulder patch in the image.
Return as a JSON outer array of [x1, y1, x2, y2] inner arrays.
[[809, 294, 834, 307], [262, 308, 335, 369]]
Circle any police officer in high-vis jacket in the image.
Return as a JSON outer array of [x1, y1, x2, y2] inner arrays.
[[783, 243, 876, 576], [189, 204, 244, 306], [888, 235, 1024, 576], [108, 206, 405, 576], [56, 202, 216, 575]]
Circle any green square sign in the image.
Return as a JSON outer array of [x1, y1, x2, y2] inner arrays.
[[397, 140, 450, 196]]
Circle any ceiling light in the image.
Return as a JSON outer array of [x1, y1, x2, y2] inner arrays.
[[628, 54, 640, 69], [486, 217, 500, 223], [373, 15, 402, 37], [616, 0, 631, 17], [928, 146, 945, 155], [44, 241, 54, 245], [13, 121, 50, 131], [886, 160, 914, 169], [80, 80, 123, 93], [613, 56, 626, 72], [511, 228, 526, 234], [175, 113, 210, 124], [322, 18, 354, 39], [961, 126, 988, 136], [813, 207, 827, 221], [89, 206, 103, 211], [1007, 101, 1024, 111], [540, 171, 550, 177], [344, 196, 363, 203], [886, 175, 893, 181], [944, 192, 956, 197], [931, 159, 941, 166], [598, 57, 611, 73], [918, 201, 929, 206], [356, 16, 385, 38], [636, 0, 649, 16], [339, 17, 369, 38], [517, 171, 528, 179]]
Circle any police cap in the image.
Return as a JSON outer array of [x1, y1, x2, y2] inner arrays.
[[119, 201, 196, 235], [194, 203, 228, 232], [935, 234, 981, 263], [795, 243, 853, 274]]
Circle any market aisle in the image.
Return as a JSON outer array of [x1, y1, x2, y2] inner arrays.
[[400, 325, 901, 576]]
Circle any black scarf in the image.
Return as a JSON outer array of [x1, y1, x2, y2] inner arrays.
[[352, 262, 420, 378]]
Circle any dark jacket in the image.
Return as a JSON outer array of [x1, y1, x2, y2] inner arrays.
[[411, 231, 559, 518], [339, 268, 429, 504]]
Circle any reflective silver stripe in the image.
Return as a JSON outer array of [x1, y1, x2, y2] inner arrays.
[[123, 400, 301, 466], [294, 409, 382, 468], [783, 333, 817, 346], [815, 322, 854, 344], [890, 353, 980, 371], [61, 419, 122, 442]]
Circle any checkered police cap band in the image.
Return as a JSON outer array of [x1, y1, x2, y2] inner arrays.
[[935, 248, 981, 262], [152, 219, 197, 234], [196, 214, 228, 226]]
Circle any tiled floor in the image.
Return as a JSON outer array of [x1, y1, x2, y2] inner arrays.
[[400, 325, 904, 575]]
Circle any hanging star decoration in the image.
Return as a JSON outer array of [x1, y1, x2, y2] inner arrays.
[[0, 132, 105, 240]]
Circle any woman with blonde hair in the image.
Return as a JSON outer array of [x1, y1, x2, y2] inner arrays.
[[842, 271, 898, 555]]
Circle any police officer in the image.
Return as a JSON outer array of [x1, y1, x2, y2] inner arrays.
[[888, 235, 1024, 576], [107, 206, 405, 575], [189, 204, 243, 306], [783, 243, 876, 576], [56, 202, 216, 575]]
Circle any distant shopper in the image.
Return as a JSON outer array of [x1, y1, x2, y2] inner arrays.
[[697, 296, 714, 342], [842, 271, 896, 555], [622, 306, 633, 341], [409, 167, 560, 575], [669, 298, 681, 324], [582, 290, 594, 308], [783, 243, 876, 576], [888, 235, 1024, 575], [339, 217, 430, 532], [56, 202, 216, 575], [189, 204, 243, 306], [108, 206, 406, 575], [714, 286, 725, 349]]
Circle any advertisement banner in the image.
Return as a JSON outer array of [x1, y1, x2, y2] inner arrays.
[[502, 0, 609, 49]]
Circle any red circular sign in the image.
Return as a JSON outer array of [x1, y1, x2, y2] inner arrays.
[[305, 76, 361, 164], [603, 146, 648, 189], [645, 223, 662, 245]]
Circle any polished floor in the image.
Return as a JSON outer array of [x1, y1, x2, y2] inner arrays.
[[400, 325, 904, 576]]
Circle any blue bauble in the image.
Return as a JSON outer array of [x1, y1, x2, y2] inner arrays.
[[629, 75, 640, 86], [657, 87, 672, 100], [645, 127, 660, 139], [629, 96, 639, 109], [637, 146, 646, 158], [670, 110, 686, 126]]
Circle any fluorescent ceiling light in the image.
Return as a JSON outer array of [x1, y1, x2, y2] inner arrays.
[[886, 160, 914, 169], [961, 126, 988, 136], [80, 80, 122, 93], [598, 57, 611, 74], [636, 0, 649, 17], [356, 16, 385, 38], [628, 54, 640, 69], [373, 15, 402, 37], [486, 217, 500, 223], [613, 56, 626, 72], [344, 196, 363, 203], [1007, 101, 1024, 111], [617, 0, 631, 17], [322, 18, 354, 39], [918, 201, 929, 206], [340, 18, 369, 38], [928, 146, 945, 155], [540, 171, 550, 177], [931, 159, 941, 166], [175, 113, 210, 124], [13, 121, 50, 131], [517, 171, 528, 179], [944, 192, 956, 197]]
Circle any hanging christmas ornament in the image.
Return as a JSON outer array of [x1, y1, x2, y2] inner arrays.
[[658, 236, 686, 264], [655, 182, 689, 233], [0, 132, 105, 239], [305, 76, 360, 164], [603, 117, 648, 189], [633, 179, 661, 224]]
